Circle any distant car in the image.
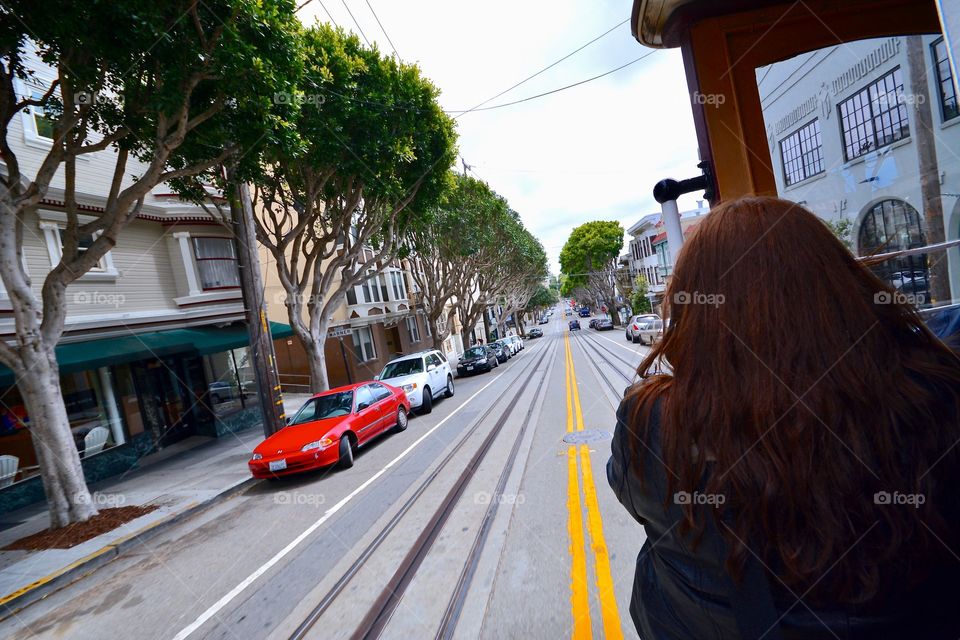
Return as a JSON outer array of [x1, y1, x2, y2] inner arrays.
[[538, 316, 549, 325], [595, 319, 614, 331], [565, 309, 573, 316], [208, 380, 238, 404], [457, 345, 499, 376], [376, 350, 454, 414], [578, 308, 591, 318], [569, 320, 581, 331], [528, 328, 543, 338], [493, 338, 514, 358], [490, 341, 510, 363], [500, 336, 521, 355], [248, 382, 410, 477], [626, 314, 661, 343]]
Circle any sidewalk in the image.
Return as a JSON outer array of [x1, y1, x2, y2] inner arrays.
[[0, 393, 312, 616]]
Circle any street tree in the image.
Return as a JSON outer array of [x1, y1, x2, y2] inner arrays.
[[407, 173, 495, 351], [630, 275, 653, 314], [489, 224, 548, 338], [523, 284, 559, 322], [0, 0, 302, 527], [559, 220, 625, 325], [252, 25, 456, 392]]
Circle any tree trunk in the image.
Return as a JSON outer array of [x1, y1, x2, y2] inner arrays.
[[305, 343, 330, 394], [18, 344, 97, 528], [0, 202, 96, 528], [907, 35, 951, 304]]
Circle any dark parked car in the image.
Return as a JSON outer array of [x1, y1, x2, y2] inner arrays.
[[588, 319, 598, 329], [528, 328, 543, 338], [569, 320, 581, 331], [595, 319, 614, 331], [489, 341, 510, 363], [457, 345, 499, 376]]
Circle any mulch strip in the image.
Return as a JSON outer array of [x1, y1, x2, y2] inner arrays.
[[3, 505, 159, 550]]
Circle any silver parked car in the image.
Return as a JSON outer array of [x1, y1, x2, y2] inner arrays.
[[634, 319, 664, 346], [625, 314, 660, 343]]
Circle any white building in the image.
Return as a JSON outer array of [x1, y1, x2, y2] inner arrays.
[[757, 34, 960, 305], [624, 203, 710, 313]]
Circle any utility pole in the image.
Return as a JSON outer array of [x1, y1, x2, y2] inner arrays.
[[228, 173, 285, 437], [907, 35, 951, 305]]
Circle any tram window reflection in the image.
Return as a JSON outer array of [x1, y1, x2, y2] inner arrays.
[[756, 33, 960, 311]]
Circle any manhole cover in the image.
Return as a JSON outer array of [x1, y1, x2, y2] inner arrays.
[[563, 430, 613, 445]]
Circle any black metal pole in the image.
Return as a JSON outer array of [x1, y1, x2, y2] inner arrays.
[[339, 337, 353, 384]]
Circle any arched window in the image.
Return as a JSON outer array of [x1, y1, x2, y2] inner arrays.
[[858, 199, 929, 302]]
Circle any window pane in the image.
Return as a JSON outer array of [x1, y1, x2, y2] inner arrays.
[[192, 238, 239, 290]]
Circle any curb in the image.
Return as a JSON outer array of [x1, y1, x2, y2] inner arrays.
[[0, 476, 260, 619]]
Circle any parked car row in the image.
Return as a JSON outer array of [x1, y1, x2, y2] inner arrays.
[[249, 348, 456, 479], [248, 331, 542, 481], [458, 335, 525, 376]]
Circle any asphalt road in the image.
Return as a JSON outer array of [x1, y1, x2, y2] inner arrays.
[[0, 310, 655, 640]]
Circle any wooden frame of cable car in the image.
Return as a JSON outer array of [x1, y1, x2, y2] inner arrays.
[[630, 0, 943, 203]]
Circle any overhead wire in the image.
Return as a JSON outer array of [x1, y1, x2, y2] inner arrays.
[[364, 0, 399, 58], [341, 0, 371, 46], [446, 50, 656, 113], [462, 17, 630, 113]]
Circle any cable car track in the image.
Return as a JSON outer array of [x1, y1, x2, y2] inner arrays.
[[572, 330, 638, 386], [288, 336, 558, 640], [434, 336, 560, 640]]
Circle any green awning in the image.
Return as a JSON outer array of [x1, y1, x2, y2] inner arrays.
[[0, 321, 294, 387]]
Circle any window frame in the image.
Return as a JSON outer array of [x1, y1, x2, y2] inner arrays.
[[405, 316, 420, 343], [778, 118, 824, 187], [57, 228, 107, 272], [351, 326, 377, 362], [191, 236, 240, 291], [931, 37, 959, 123], [837, 66, 910, 162]]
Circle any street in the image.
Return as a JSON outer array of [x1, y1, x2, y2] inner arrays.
[[0, 313, 651, 640]]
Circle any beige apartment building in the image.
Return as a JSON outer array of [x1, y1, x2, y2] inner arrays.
[[261, 248, 465, 392]]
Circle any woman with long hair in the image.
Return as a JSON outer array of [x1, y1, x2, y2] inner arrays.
[[607, 196, 960, 639]]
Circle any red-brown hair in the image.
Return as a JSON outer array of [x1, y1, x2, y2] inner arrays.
[[628, 196, 960, 602]]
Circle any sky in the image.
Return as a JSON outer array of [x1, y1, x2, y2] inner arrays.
[[297, 0, 707, 274]]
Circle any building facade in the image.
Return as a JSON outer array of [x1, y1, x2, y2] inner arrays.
[[263, 251, 459, 392], [0, 56, 285, 513], [757, 34, 960, 305]]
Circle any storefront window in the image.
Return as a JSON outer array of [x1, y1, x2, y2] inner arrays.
[[203, 347, 255, 417], [0, 368, 125, 486]]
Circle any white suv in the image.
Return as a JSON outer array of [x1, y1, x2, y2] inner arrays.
[[376, 350, 454, 414]]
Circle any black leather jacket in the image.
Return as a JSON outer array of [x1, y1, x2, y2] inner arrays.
[[607, 395, 960, 640]]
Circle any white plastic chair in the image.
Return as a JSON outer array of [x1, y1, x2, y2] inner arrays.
[[0, 455, 19, 487], [83, 426, 110, 458]]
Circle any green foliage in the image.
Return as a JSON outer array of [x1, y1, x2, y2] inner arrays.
[[525, 284, 558, 311], [826, 218, 854, 250], [2, 0, 305, 191], [630, 275, 652, 314], [249, 24, 457, 235], [559, 220, 625, 291]]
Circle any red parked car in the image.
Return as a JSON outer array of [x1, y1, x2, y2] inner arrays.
[[248, 381, 410, 478]]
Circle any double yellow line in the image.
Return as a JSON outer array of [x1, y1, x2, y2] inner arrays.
[[564, 331, 623, 639]]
